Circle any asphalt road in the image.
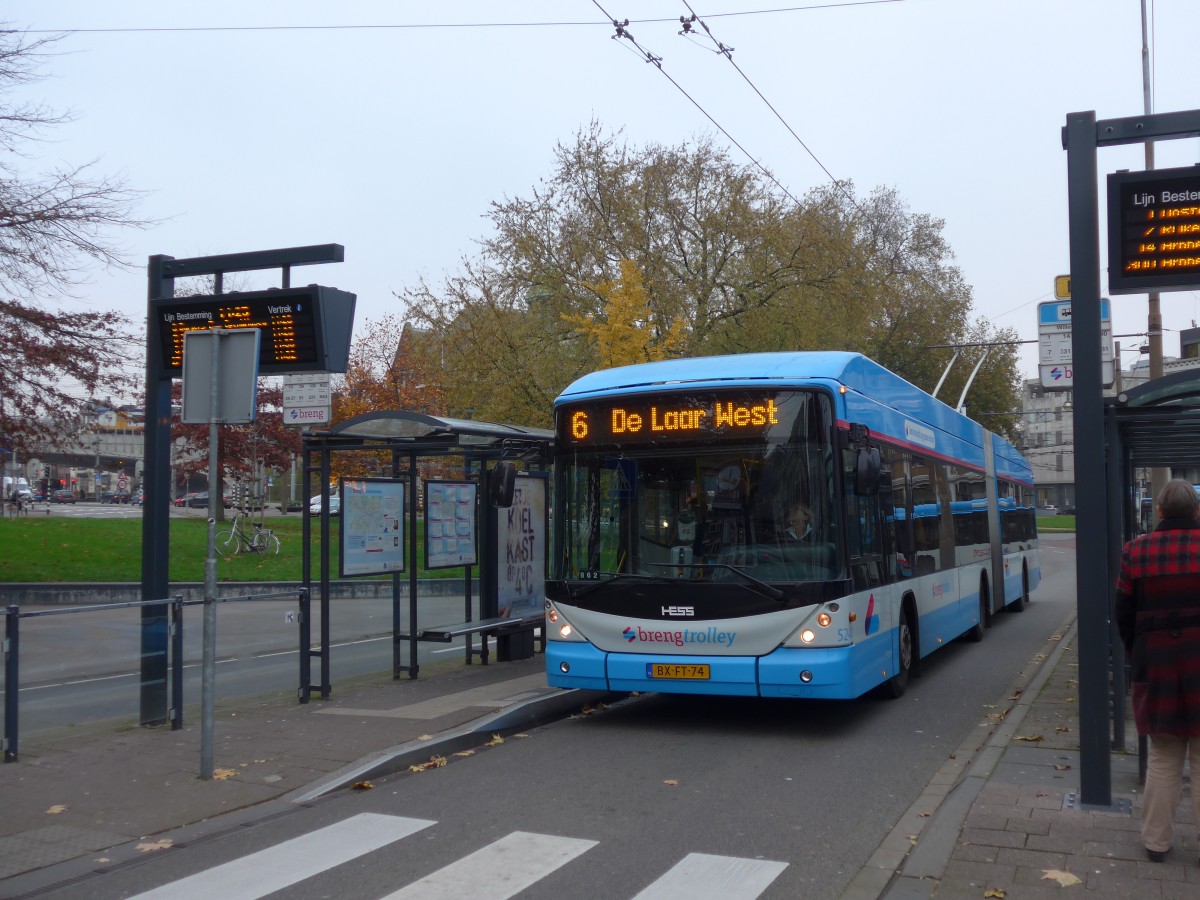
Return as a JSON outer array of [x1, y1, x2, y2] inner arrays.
[[27, 536, 1078, 900], [5, 593, 487, 733]]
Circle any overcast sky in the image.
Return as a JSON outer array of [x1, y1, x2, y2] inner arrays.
[[8, 0, 1200, 386]]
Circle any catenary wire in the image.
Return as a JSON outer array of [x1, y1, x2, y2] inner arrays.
[[8, 3, 904, 35]]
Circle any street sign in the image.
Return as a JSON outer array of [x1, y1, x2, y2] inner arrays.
[[1037, 300, 1114, 390], [1054, 274, 1071, 299], [282, 373, 332, 427], [180, 329, 261, 424], [1107, 165, 1200, 294]]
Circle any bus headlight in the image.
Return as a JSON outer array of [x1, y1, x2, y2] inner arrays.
[[548, 609, 559, 623], [801, 629, 816, 643], [559, 624, 573, 639], [816, 612, 832, 627]]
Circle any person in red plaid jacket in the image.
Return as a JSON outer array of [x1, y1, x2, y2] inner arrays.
[[1116, 478, 1200, 864]]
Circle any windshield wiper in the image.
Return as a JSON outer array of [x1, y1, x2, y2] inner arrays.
[[642, 562, 785, 602], [569, 571, 678, 600]]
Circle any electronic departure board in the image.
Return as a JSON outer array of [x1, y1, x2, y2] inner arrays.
[[557, 391, 803, 448], [154, 285, 356, 374], [1108, 165, 1200, 294]]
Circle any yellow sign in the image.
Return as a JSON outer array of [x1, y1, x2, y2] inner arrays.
[[1054, 275, 1071, 299]]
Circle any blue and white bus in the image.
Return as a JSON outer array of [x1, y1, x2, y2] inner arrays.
[[545, 352, 1040, 699]]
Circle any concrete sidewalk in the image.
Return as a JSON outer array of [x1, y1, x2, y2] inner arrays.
[[845, 613, 1198, 899]]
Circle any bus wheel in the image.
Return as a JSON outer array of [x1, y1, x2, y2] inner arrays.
[[881, 606, 913, 699], [1009, 566, 1029, 612], [965, 579, 989, 642]]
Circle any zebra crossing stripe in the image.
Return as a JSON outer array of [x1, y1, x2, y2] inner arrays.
[[381, 831, 598, 900], [127, 813, 435, 900], [632, 852, 788, 899]]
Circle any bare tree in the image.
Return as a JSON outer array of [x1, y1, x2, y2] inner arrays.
[[0, 29, 148, 454]]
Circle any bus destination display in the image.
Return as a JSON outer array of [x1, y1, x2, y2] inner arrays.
[[155, 285, 355, 374], [559, 393, 789, 447], [1108, 165, 1200, 293]]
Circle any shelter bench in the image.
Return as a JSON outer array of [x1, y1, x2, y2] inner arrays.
[[410, 615, 545, 664]]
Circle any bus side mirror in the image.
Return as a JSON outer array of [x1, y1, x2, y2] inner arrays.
[[855, 448, 880, 496], [490, 461, 517, 507]]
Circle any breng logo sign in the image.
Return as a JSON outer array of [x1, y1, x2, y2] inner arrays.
[[621, 625, 737, 648]]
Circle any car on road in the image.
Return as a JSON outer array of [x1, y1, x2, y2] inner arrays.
[[50, 489, 76, 504], [308, 494, 341, 516], [186, 492, 232, 509]]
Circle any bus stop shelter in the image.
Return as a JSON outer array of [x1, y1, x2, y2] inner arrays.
[[299, 410, 554, 701], [1102, 369, 1200, 773]]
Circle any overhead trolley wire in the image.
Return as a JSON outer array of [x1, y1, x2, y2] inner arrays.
[[10, 3, 905, 36], [590, 0, 804, 207]]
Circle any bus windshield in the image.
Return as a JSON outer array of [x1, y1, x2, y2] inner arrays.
[[554, 389, 838, 584]]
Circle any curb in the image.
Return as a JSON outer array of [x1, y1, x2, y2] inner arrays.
[[285, 688, 626, 804]]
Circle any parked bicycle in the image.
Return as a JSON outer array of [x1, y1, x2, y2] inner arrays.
[[216, 510, 280, 556]]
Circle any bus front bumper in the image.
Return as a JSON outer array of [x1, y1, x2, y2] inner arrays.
[[546, 641, 871, 699]]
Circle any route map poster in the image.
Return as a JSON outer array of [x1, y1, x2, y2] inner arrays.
[[424, 481, 478, 569], [495, 474, 547, 619], [339, 478, 405, 577]]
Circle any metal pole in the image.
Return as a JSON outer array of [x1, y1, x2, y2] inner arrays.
[[170, 595, 184, 731], [956, 347, 992, 413], [200, 329, 221, 780], [141, 255, 175, 726], [931, 350, 960, 399], [4, 606, 18, 762], [1064, 110, 1113, 808], [1141, 1, 1168, 515], [408, 452, 420, 678]]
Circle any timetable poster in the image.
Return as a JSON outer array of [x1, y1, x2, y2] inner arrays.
[[424, 481, 478, 569], [495, 475, 547, 619], [339, 478, 405, 577]]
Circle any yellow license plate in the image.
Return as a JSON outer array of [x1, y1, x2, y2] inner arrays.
[[646, 663, 710, 680]]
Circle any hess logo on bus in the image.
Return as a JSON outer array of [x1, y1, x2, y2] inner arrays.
[[662, 605, 694, 617]]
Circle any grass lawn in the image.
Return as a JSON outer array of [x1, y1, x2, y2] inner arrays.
[[1038, 515, 1077, 531], [0, 515, 464, 583]]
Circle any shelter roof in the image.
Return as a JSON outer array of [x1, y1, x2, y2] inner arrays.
[[1108, 367, 1200, 468], [305, 410, 554, 458]]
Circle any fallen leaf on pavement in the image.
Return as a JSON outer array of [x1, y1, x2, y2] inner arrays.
[[46, 805, 68, 814], [418, 734, 433, 741], [453, 749, 476, 757], [1015, 735, 1044, 742], [408, 755, 448, 773], [1041, 869, 1082, 887], [983, 888, 1006, 898], [136, 839, 173, 853], [485, 734, 504, 747], [213, 768, 238, 780], [95, 858, 110, 864], [351, 781, 374, 790], [663, 779, 679, 786], [1054, 764, 1072, 771]]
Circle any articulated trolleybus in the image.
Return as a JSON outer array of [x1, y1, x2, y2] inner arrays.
[[545, 352, 1040, 700]]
